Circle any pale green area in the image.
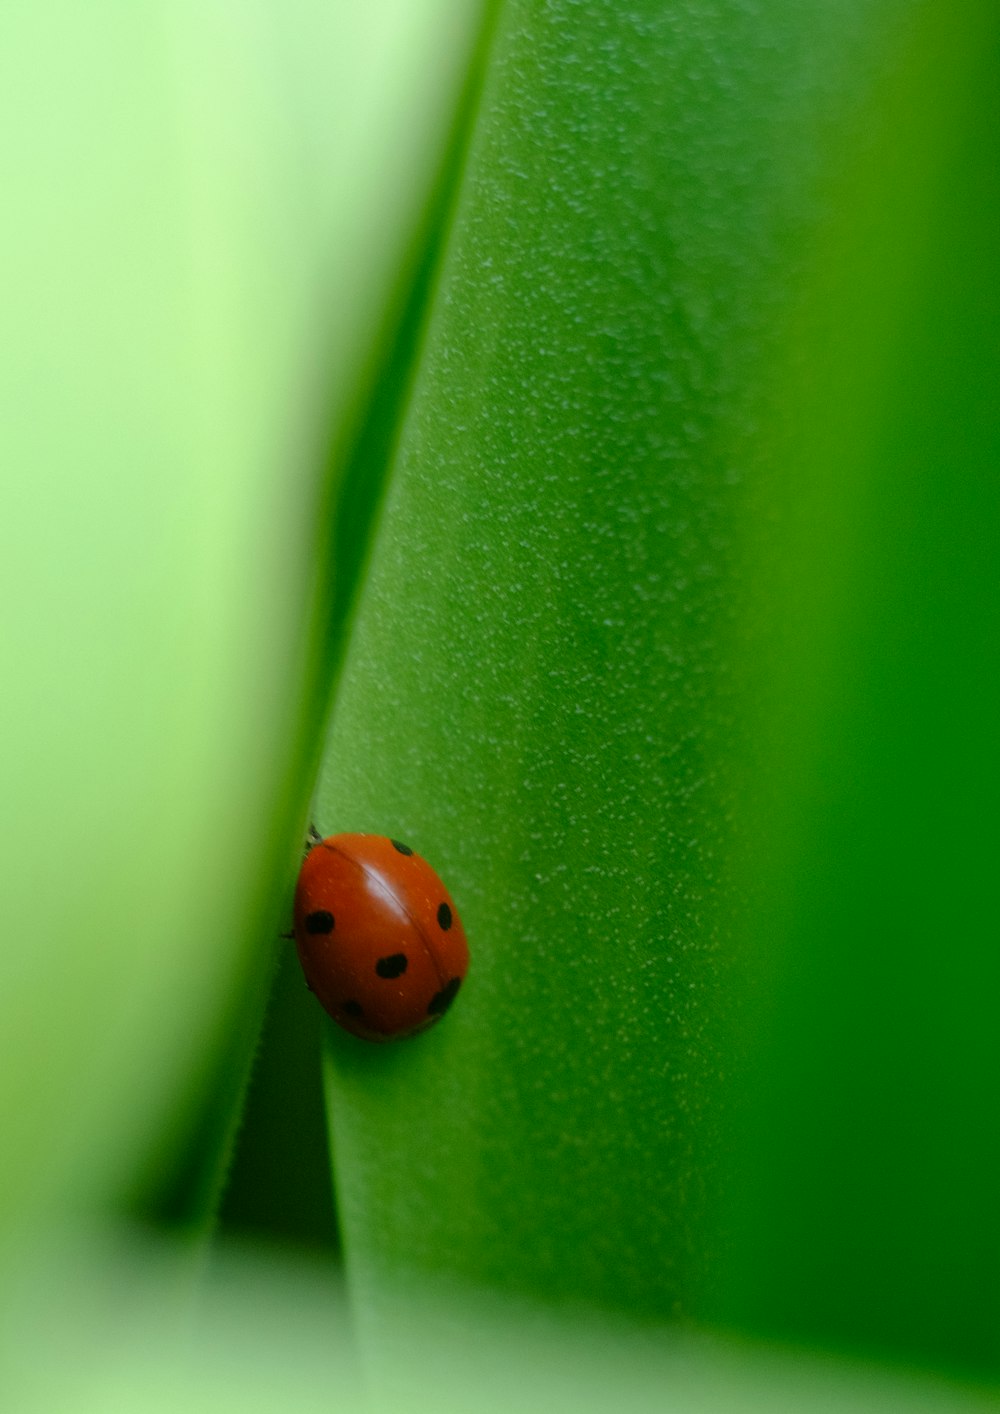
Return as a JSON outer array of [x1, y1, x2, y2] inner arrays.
[[0, 0, 485, 1245], [6, 1230, 997, 1414]]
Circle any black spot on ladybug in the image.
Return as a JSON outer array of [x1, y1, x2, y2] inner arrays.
[[391, 839, 413, 855], [428, 977, 461, 1017], [437, 902, 452, 931], [305, 910, 335, 934], [375, 953, 408, 979], [344, 1000, 363, 1018]]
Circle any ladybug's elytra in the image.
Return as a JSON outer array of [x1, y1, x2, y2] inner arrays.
[[293, 833, 468, 1042]]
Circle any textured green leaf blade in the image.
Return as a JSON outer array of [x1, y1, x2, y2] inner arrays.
[[314, 0, 910, 1322]]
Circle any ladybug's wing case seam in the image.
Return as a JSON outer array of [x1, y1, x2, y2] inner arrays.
[[322, 842, 451, 990]]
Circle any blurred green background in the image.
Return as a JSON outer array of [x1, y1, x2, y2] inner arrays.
[[1, 0, 997, 1409]]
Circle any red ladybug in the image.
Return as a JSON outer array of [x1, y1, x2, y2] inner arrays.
[[293, 833, 469, 1041]]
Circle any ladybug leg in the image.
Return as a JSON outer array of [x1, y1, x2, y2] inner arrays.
[[294, 821, 323, 867]]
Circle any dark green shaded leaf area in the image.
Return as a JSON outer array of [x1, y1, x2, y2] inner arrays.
[[217, 944, 338, 1258], [313, 0, 1000, 1380], [706, 0, 1000, 1379]]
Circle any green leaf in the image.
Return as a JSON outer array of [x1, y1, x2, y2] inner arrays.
[[704, 0, 1000, 1376], [0, 0, 487, 1247], [313, 0, 1000, 1383], [7, 1228, 997, 1412], [315, 0, 882, 1309]]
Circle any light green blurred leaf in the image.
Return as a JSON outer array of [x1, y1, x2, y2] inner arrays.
[[5, 1227, 997, 1413], [0, 0, 486, 1248]]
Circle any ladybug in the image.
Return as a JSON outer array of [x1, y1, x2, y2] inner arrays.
[[293, 832, 469, 1041]]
